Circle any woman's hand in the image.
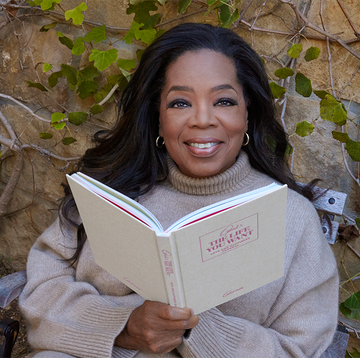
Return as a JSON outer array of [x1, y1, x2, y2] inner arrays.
[[115, 300, 199, 354]]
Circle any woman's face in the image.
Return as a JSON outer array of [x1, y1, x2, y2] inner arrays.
[[159, 50, 248, 179]]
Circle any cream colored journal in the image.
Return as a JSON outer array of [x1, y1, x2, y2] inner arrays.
[[67, 173, 287, 314]]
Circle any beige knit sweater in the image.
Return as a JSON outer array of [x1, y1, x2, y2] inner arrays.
[[19, 152, 339, 358]]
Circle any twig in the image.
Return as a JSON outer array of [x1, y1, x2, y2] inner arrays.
[[0, 93, 51, 123], [156, 8, 206, 28], [99, 84, 119, 106], [0, 110, 24, 218], [279, 0, 360, 61], [320, 0, 336, 99], [3, 8, 24, 69], [250, 0, 269, 47], [339, 67, 360, 95], [341, 138, 360, 186], [232, 0, 256, 27], [336, 0, 360, 39], [21, 144, 81, 161], [347, 243, 360, 259]]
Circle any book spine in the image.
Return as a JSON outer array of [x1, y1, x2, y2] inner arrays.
[[156, 234, 185, 308]]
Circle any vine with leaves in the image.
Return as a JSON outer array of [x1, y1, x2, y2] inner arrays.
[[0, 0, 360, 354]]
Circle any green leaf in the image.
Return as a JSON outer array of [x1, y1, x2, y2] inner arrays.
[[205, 0, 221, 16], [61, 64, 77, 86], [39, 132, 53, 139], [107, 74, 128, 91], [295, 73, 312, 97], [57, 32, 74, 50], [117, 59, 136, 71], [356, 218, 360, 230], [83, 25, 107, 43], [178, 0, 191, 14], [305, 46, 320, 61], [314, 90, 330, 99], [62, 137, 77, 145], [220, 5, 240, 29], [90, 104, 104, 115], [26, 81, 48, 91], [320, 95, 347, 125], [136, 28, 156, 44], [65, 2, 87, 25], [124, 21, 157, 45], [43, 63, 53, 72], [345, 139, 360, 161], [347, 348, 360, 358], [40, 0, 60, 10], [123, 21, 143, 44], [76, 80, 99, 99], [94, 83, 115, 103], [136, 49, 145, 61], [119, 68, 132, 81], [52, 122, 66, 129], [332, 131, 349, 143], [89, 48, 118, 71], [142, 13, 161, 29], [39, 22, 57, 32], [296, 121, 314, 137], [27, 1, 37, 6], [51, 112, 66, 123], [155, 28, 166, 39], [48, 70, 63, 87], [127, 0, 158, 23], [72, 37, 85, 56], [340, 291, 360, 320], [274, 67, 294, 79], [78, 66, 99, 82], [269, 82, 286, 98], [68, 111, 88, 125], [287, 43, 303, 59]]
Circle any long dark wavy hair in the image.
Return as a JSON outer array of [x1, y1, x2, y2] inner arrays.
[[60, 23, 313, 263]]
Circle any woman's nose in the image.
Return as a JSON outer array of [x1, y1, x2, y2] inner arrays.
[[189, 104, 217, 128]]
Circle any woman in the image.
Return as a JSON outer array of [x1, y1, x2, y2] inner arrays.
[[19, 23, 338, 357]]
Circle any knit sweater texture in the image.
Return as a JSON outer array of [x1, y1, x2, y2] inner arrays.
[[19, 152, 339, 358]]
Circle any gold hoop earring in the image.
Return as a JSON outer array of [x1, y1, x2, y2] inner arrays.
[[156, 136, 165, 148], [243, 133, 250, 146]]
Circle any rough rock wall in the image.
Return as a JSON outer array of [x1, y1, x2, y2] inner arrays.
[[0, 0, 359, 272]]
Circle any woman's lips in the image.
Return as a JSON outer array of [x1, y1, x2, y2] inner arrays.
[[184, 140, 222, 156]]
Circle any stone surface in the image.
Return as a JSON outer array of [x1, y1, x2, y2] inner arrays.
[[0, 0, 359, 279]]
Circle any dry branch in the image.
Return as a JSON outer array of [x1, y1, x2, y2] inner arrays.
[[0, 110, 24, 217]]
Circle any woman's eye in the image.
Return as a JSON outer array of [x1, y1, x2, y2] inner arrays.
[[168, 100, 190, 108], [215, 99, 237, 107]]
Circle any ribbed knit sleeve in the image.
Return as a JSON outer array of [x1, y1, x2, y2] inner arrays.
[[19, 218, 143, 358], [177, 192, 339, 358]]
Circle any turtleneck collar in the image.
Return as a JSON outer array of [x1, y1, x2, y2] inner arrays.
[[166, 151, 252, 195]]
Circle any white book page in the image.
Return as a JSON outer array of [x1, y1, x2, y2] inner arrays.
[[72, 173, 164, 233], [67, 175, 169, 303], [166, 183, 281, 232]]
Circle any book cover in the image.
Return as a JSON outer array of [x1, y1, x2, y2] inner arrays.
[[67, 174, 287, 314]]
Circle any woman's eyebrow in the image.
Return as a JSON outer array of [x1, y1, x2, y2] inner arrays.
[[211, 84, 237, 93], [167, 86, 193, 95]]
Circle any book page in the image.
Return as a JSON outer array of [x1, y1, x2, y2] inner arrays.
[[73, 173, 163, 233], [67, 175, 168, 303], [171, 185, 287, 314], [166, 183, 280, 232]]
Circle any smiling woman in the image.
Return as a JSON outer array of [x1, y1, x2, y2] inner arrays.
[[19, 23, 339, 358], [159, 50, 248, 178]]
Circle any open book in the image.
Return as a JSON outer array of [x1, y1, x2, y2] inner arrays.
[[67, 172, 287, 314]]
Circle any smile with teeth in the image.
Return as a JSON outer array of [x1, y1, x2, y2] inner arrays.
[[187, 142, 220, 149]]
